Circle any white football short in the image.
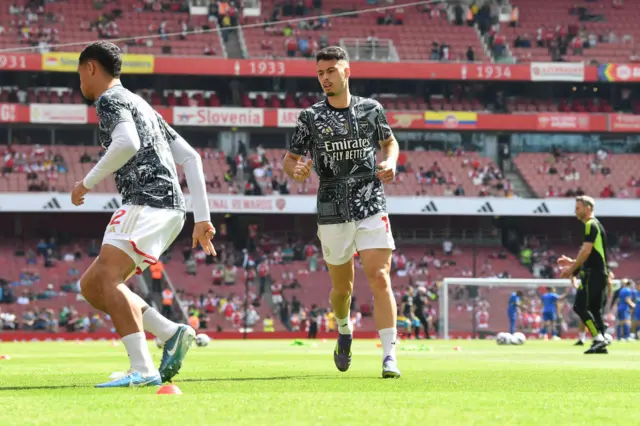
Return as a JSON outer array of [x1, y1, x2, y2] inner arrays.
[[102, 204, 185, 276], [317, 212, 396, 265]]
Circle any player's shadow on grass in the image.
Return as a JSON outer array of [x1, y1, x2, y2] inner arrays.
[[0, 375, 370, 391], [0, 384, 89, 391], [180, 374, 356, 383]]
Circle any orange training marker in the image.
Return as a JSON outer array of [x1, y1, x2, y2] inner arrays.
[[156, 384, 182, 395]]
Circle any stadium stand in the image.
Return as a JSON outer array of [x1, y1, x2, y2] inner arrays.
[[1, 144, 514, 197], [241, 0, 490, 61], [4, 233, 638, 333], [514, 152, 640, 199], [0, 0, 491, 62], [0, 0, 225, 57], [0, 85, 633, 114], [507, 0, 637, 63]]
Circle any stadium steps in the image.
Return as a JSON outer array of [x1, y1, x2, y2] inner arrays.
[[224, 28, 246, 59], [504, 170, 536, 198]]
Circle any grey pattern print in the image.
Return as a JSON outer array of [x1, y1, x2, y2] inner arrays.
[[288, 96, 393, 225], [96, 85, 185, 212]]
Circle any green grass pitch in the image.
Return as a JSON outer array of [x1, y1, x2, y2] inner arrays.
[[0, 338, 639, 425]]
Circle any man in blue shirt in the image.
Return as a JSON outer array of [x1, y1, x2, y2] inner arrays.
[[507, 291, 524, 334], [616, 279, 636, 340], [540, 287, 566, 339], [633, 281, 640, 338]]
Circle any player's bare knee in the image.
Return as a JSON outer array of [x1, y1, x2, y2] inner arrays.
[[79, 265, 101, 303], [332, 284, 352, 298], [369, 268, 391, 294]]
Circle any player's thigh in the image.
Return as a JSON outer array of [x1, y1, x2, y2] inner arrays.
[[586, 279, 606, 309], [354, 212, 395, 256], [619, 311, 631, 322], [326, 257, 355, 294], [80, 244, 137, 293], [318, 221, 356, 293]]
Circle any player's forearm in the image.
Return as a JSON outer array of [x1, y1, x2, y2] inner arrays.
[[170, 136, 210, 223], [283, 155, 298, 180], [182, 155, 210, 223], [381, 137, 399, 165], [570, 246, 591, 272], [84, 121, 140, 189]]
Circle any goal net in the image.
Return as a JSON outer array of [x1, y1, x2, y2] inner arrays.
[[439, 278, 622, 340]]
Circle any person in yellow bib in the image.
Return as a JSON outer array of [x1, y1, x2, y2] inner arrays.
[[263, 316, 274, 332]]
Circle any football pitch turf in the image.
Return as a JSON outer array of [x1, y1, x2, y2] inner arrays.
[[1, 339, 639, 426]]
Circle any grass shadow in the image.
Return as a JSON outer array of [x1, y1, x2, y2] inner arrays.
[[0, 374, 372, 391]]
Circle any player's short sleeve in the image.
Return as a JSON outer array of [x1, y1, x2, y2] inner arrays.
[[288, 110, 312, 156], [583, 220, 598, 243], [375, 103, 393, 142], [155, 111, 179, 144], [96, 95, 134, 135], [551, 294, 559, 303]]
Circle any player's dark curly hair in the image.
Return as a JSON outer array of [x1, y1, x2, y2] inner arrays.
[[316, 46, 349, 63], [79, 41, 122, 78]]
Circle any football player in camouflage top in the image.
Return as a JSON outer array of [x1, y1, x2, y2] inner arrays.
[[72, 41, 215, 388], [284, 47, 401, 378]]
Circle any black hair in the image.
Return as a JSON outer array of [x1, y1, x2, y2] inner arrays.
[[316, 46, 349, 63], [78, 41, 122, 78]]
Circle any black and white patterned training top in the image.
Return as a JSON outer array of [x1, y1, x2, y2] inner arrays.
[[288, 96, 393, 225], [96, 85, 185, 212]]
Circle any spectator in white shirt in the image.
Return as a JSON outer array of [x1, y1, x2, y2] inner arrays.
[[443, 239, 453, 256]]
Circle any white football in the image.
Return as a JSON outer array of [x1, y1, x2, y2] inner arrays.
[[496, 332, 512, 345], [604, 333, 613, 345], [511, 332, 526, 345], [195, 333, 210, 347], [155, 337, 163, 349]]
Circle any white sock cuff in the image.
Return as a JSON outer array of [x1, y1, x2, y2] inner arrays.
[[141, 307, 155, 321], [121, 331, 145, 344], [337, 315, 350, 324], [142, 307, 179, 342], [378, 327, 397, 337]]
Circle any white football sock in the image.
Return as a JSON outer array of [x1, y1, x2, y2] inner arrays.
[[337, 314, 353, 335], [121, 332, 157, 377], [594, 333, 604, 342], [142, 307, 180, 342], [579, 332, 586, 342], [378, 327, 397, 362]]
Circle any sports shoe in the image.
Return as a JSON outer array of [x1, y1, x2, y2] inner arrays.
[[382, 356, 401, 379], [333, 334, 352, 372], [584, 340, 608, 354], [573, 340, 585, 346], [95, 370, 161, 388], [159, 324, 196, 382]]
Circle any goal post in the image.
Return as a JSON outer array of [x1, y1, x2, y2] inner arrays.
[[439, 278, 622, 340]]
